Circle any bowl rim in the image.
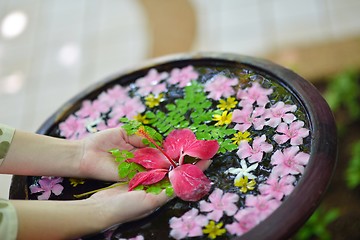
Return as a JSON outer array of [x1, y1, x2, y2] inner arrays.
[[20, 52, 339, 240]]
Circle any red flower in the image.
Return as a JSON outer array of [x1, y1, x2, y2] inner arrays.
[[127, 128, 219, 201]]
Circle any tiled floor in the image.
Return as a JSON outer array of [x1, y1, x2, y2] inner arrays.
[[1, 0, 360, 199]]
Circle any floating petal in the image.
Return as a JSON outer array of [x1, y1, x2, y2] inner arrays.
[[169, 164, 212, 201], [128, 169, 168, 191], [163, 128, 219, 163], [127, 147, 171, 169]]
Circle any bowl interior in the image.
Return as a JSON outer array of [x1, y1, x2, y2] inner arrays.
[[10, 53, 337, 240]]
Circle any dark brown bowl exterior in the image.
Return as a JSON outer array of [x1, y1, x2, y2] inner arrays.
[[10, 53, 337, 240]]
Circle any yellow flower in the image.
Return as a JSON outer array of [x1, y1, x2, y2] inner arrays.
[[203, 221, 226, 239], [234, 176, 256, 193], [213, 111, 233, 126], [231, 131, 252, 145], [134, 113, 149, 124], [145, 93, 163, 108], [69, 178, 85, 187], [217, 97, 238, 111]]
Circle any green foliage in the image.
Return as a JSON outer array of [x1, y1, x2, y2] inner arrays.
[[346, 140, 360, 188], [120, 118, 163, 147], [109, 149, 134, 162], [120, 118, 142, 135], [146, 81, 237, 153], [322, 70, 360, 189], [294, 208, 340, 240], [146, 81, 212, 135], [118, 162, 145, 179], [142, 125, 164, 147], [324, 70, 360, 121], [135, 179, 174, 197], [191, 124, 237, 153], [109, 148, 145, 179]]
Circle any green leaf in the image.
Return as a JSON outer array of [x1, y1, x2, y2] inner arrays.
[[146, 184, 163, 195], [109, 148, 122, 157], [165, 186, 174, 197], [119, 117, 129, 123], [196, 131, 212, 140], [118, 162, 130, 178], [121, 119, 142, 135], [323, 209, 340, 224], [294, 207, 340, 240], [134, 185, 144, 191], [324, 69, 360, 121], [141, 179, 172, 195], [145, 111, 156, 119], [346, 140, 360, 188], [117, 160, 144, 180], [166, 103, 176, 111], [111, 150, 134, 163]]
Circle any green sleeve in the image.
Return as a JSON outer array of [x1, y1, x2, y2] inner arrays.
[[0, 124, 15, 166], [0, 199, 18, 240]]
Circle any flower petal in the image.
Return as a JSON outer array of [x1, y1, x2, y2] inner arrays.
[[29, 185, 44, 194], [51, 184, 64, 196], [169, 164, 211, 201], [164, 129, 219, 162], [38, 191, 51, 200], [128, 169, 168, 191], [127, 147, 170, 169]]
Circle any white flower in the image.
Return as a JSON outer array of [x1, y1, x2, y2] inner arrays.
[[225, 160, 258, 181]]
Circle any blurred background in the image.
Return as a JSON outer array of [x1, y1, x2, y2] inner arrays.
[[1, 0, 360, 238]]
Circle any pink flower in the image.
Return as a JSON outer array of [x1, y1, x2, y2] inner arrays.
[[135, 69, 168, 96], [104, 115, 124, 129], [30, 177, 64, 200], [76, 99, 110, 119], [273, 121, 310, 146], [232, 105, 266, 132], [98, 85, 130, 106], [111, 97, 146, 119], [245, 195, 281, 221], [226, 208, 259, 236], [237, 135, 273, 163], [59, 115, 87, 139], [204, 75, 238, 100], [167, 65, 199, 87], [264, 101, 297, 127], [271, 146, 310, 176], [96, 119, 123, 131], [169, 208, 208, 239], [199, 188, 239, 222], [127, 128, 219, 201], [258, 174, 296, 200], [236, 82, 273, 107]]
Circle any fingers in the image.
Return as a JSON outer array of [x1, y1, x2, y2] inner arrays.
[[120, 190, 170, 222], [93, 187, 171, 226], [119, 128, 146, 148]]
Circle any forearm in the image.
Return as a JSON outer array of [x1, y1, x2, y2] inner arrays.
[[0, 130, 82, 177], [11, 199, 105, 240]]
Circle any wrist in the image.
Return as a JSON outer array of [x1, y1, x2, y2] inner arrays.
[[73, 139, 86, 178], [85, 197, 113, 231], [12, 199, 106, 240]]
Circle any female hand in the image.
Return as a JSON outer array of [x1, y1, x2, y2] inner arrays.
[[78, 128, 145, 181], [11, 185, 171, 240], [89, 184, 171, 228]]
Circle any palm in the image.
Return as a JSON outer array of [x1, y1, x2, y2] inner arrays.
[[79, 128, 145, 181]]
